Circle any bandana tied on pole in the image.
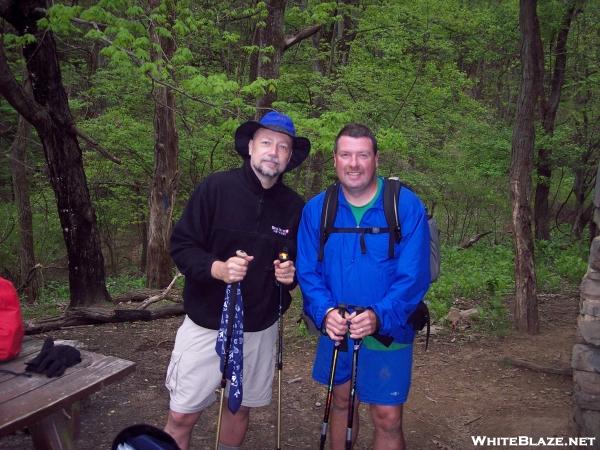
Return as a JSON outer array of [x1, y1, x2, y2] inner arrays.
[[215, 282, 244, 413]]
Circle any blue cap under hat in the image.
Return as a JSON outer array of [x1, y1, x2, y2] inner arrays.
[[234, 111, 311, 171]]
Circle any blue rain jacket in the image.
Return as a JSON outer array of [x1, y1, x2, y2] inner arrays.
[[297, 178, 431, 343]]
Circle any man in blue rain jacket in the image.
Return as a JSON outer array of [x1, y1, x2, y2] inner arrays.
[[297, 123, 431, 450]]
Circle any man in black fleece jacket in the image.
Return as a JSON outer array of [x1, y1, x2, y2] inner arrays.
[[164, 111, 310, 450]]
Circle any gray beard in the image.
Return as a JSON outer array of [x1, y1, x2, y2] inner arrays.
[[252, 160, 281, 179]]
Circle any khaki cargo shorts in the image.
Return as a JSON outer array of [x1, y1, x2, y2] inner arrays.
[[165, 316, 277, 414]]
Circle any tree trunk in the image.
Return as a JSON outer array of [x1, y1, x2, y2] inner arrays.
[[311, 0, 357, 78], [312, 29, 331, 77], [572, 158, 596, 240], [307, 151, 325, 199], [510, 0, 541, 334], [25, 304, 184, 335], [139, 213, 148, 274], [146, 83, 179, 288], [533, 1, 579, 240], [9, 77, 41, 303], [533, 147, 552, 239], [249, 1, 320, 112], [0, 1, 110, 307], [145, 0, 179, 288], [335, 0, 359, 67], [572, 166, 585, 240], [251, 0, 286, 111]]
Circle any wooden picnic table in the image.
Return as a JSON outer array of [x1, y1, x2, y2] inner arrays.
[[0, 336, 136, 449]]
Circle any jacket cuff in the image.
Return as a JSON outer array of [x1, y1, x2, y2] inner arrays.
[[286, 274, 298, 291], [319, 307, 335, 335]]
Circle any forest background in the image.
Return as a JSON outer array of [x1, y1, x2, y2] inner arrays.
[[0, 0, 598, 334]]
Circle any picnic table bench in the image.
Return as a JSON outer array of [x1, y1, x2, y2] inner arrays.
[[0, 337, 136, 449]]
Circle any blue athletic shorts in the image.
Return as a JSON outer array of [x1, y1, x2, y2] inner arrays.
[[312, 335, 413, 405]]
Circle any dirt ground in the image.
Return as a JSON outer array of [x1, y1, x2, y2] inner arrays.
[[2, 292, 582, 450]]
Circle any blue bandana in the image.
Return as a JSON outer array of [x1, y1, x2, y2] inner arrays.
[[215, 283, 244, 413]]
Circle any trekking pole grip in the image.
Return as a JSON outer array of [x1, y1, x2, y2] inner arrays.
[[278, 248, 289, 262]]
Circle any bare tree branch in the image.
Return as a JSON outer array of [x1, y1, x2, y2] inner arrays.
[[284, 24, 322, 51], [74, 127, 122, 164], [16, 263, 42, 293], [459, 231, 492, 249], [71, 16, 107, 31], [139, 271, 182, 309], [501, 356, 572, 376]]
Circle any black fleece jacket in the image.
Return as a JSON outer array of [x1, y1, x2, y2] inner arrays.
[[170, 161, 305, 331]]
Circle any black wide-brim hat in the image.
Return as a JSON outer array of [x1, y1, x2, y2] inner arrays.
[[111, 423, 180, 449], [234, 111, 311, 172]]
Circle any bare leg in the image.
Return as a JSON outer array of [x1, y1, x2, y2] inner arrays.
[[369, 404, 404, 450], [164, 410, 202, 450], [328, 381, 360, 450], [218, 403, 250, 447]]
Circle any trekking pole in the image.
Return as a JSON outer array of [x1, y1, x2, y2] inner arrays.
[[319, 307, 345, 450], [276, 248, 289, 450], [215, 251, 246, 450], [345, 337, 362, 450], [346, 307, 365, 450]]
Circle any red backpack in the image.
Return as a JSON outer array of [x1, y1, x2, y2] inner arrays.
[[0, 277, 24, 361]]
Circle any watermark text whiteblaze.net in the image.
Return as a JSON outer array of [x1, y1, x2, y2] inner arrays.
[[471, 436, 597, 447]]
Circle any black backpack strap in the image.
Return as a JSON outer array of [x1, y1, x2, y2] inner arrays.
[[320, 179, 399, 260], [383, 178, 402, 258], [318, 183, 340, 262], [324, 226, 390, 255], [407, 301, 431, 350]]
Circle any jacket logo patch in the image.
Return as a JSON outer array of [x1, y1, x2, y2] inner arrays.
[[271, 226, 289, 236]]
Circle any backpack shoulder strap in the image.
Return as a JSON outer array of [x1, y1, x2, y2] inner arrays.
[[383, 177, 402, 258], [318, 183, 340, 262]]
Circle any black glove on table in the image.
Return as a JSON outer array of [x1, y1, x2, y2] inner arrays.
[[25, 337, 82, 377]]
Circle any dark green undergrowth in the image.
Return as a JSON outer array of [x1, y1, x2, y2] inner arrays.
[[21, 273, 149, 320], [426, 237, 588, 334]]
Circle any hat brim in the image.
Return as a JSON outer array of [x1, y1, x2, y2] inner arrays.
[[234, 121, 310, 172], [111, 424, 178, 450]]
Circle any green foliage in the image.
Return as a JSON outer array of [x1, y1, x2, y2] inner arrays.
[[427, 238, 586, 331], [307, 2, 339, 24], [39, 4, 82, 36], [0, 204, 18, 273], [426, 245, 514, 321], [554, 252, 588, 284], [274, 0, 518, 242], [182, 73, 239, 98], [80, 106, 154, 236], [21, 281, 70, 320], [2, 33, 37, 49], [21, 274, 148, 320], [106, 273, 147, 295], [241, 77, 274, 97], [535, 238, 588, 288], [0, 199, 65, 279], [287, 289, 317, 342], [296, 110, 355, 155], [475, 294, 510, 335]]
